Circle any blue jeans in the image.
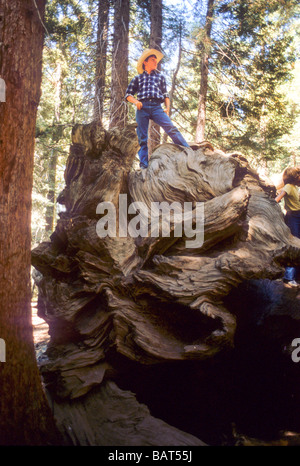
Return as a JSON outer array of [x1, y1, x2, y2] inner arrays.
[[136, 101, 189, 168], [284, 210, 300, 281]]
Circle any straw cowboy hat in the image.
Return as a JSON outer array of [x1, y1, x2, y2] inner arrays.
[[137, 48, 164, 74]]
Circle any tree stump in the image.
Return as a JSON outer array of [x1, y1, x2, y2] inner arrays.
[[32, 121, 300, 403]]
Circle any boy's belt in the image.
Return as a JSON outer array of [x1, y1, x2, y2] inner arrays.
[[142, 98, 162, 103]]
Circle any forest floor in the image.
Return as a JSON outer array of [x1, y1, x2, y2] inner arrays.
[[32, 299, 50, 361]]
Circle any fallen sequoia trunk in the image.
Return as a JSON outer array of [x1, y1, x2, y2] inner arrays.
[[32, 121, 300, 445], [47, 379, 205, 446]]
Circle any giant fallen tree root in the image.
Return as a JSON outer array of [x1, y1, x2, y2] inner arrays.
[[32, 121, 300, 400]]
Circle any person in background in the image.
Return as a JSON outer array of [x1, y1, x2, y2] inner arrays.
[[276, 166, 300, 287], [125, 48, 189, 169]]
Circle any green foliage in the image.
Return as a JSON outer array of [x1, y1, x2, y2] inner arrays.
[[33, 0, 96, 243], [177, 0, 300, 171], [33, 0, 300, 244]]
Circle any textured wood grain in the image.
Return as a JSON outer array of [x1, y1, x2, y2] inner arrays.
[[32, 121, 300, 400], [48, 380, 206, 446]]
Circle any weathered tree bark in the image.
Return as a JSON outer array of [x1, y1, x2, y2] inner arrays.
[[49, 380, 206, 445], [148, 0, 163, 155], [32, 121, 300, 409], [94, 0, 110, 123], [109, 0, 130, 130], [0, 0, 60, 445], [195, 0, 215, 143]]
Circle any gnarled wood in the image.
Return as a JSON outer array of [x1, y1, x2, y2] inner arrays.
[[48, 380, 206, 446], [32, 121, 300, 401]]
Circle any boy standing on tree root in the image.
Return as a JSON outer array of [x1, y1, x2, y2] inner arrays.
[[125, 48, 189, 169]]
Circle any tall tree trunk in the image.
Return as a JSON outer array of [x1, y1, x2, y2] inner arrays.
[[0, 0, 60, 445], [195, 0, 214, 143], [109, 0, 129, 130], [150, 0, 163, 51], [148, 0, 163, 155], [94, 0, 110, 123], [46, 60, 61, 234], [163, 22, 182, 143]]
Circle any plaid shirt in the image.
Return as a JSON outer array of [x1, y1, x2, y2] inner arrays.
[[125, 70, 169, 102]]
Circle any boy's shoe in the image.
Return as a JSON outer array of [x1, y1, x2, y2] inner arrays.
[[283, 279, 300, 288]]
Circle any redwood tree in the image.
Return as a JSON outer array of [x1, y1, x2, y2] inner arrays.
[[94, 0, 110, 123], [148, 0, 163, 155], [109, 0, 130, 129], [0, 0, 60, 445], [195, 0, 215, 143]]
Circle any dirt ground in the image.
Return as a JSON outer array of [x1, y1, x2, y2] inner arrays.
[[32, 299, 50, 360]]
